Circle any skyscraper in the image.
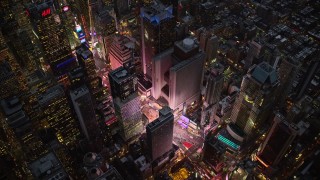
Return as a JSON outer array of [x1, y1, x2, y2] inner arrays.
[[205, 35, 219, 63], [70, 85, 99, 141], [201, 68, 224, 126], [169, 38, 205, 110], [109, 67, 143, 141], [277, 57, 300, 107], [199, 1, 215, 27], [204, 70, 224, 106], [109, 67, 137, 100], [256, 113, 299, 173], [95, 6, 117, 60], [152, 37, 205, 111], [109, 35, 135, 71], [0, 32, 27, 99], [140, 1, 176, 79], [4, 1, 39, 72], [0, 61, 20, 100], [146, 106, 174, 161], [37, 85, 80, 146], [114, 0, 129, 18], [26, 2, 76, 79], [76, 43, 96, 82], [245, 40, 262, 69], [230, 62, 279, 138], [0, 96, 47, 162]]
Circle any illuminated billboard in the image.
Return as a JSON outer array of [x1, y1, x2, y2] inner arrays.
[[62, 6, 69, 12], [217, 134, 240, 150], [41, 8, 51, 17]]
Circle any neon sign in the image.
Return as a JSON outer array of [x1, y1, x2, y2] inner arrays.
[[25, 10, 30, 16], [63, 6, 69, 12], [75, 25, 82, 32], [41, 8, 51, 17], [217, 134, 240, 150]]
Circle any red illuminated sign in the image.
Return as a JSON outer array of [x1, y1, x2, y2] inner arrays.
[[25, 10, 30, 16], [41, 8, 51, 17]]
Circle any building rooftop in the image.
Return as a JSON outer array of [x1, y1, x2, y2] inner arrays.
[[28, 152, 68, 180], [95, 167, 123, 180], [171, 52, 205, 72], [134, 155, 150, 172], [83, 152, 104, 168], [70, 86, 90, 100], [26, 70, 47, 86], [174, 38, 198, 54], [249, 62, 278, 86], [140, 1, 174, 25], [146, 106, 173, 130], [76, 44, 93, 60], [296, 121, 310, 136], [159, 106, 172, 117], [0, 96, 22, 116], [7, 110, 29, 130], [37, 85, 64, 106], [0, 61, 14, 82], [201, 1, 215, 10], [109, 67, 135, 84], [217, 127, 242, 150]]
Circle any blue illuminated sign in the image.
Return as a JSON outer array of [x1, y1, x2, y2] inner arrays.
[[56, 57, 76, 69]]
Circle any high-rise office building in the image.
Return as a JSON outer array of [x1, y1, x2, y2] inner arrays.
[[109, 67, 143, 141], [68, 67, 86, 90], [109, 35, 135, 70], [146, 106, 174, 161], [37, 85, 80, 146], [205, 35, 219, 63], [1, 96, 47, 160], [70, 86, 99, 141], [0, 96, 48, 178], [76, 43, 96, 82], [109, 67, 137, 100], [202, 131, 232, 174], [245, 40, 262, 69], [256, 113, 299, 173], [201, 69, 224, 126], [276, 57, 301, 107], [199, 1, 215, 27], [204, 71, 224, 106], [140, 1, 176, 79], [95, 5, 117, 60], [230, 62, 279, 139], [114, 0, 129, 18], [199, 31, 210, 51], [277, 55, 319, 106], [0, 61, 20, 100], [169, 38, 205, 110], [0, 32, 27, 99], [26, 2, 76, 79], [3, 1, 39, 72], [152, 37, 205, 111]]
